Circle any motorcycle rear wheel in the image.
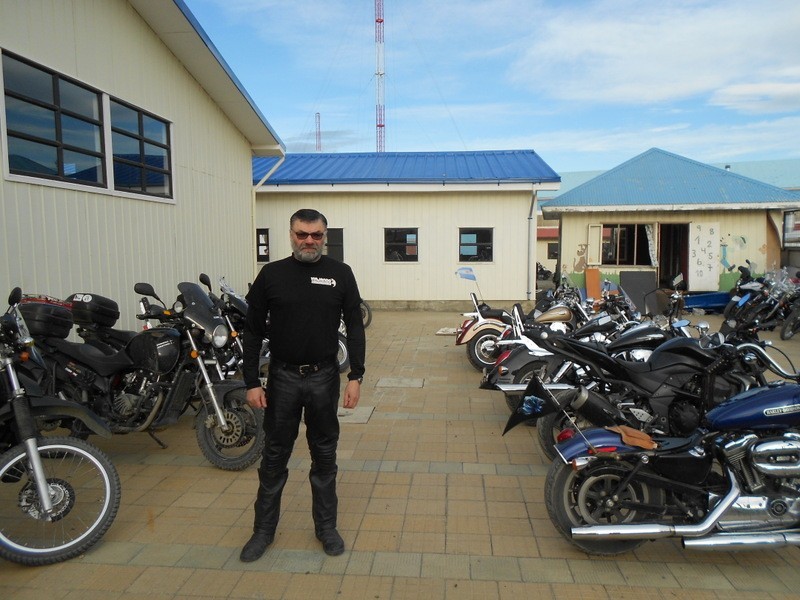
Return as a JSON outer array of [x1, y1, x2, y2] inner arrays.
[[360, 300, 373, 329], [545, 460, 662, 555], [195, 388, 265, 471], [504, 357, 560, 414], [466, 328, 504, 371], [0, 437, 121, 566], [780, 305, 800, 340]]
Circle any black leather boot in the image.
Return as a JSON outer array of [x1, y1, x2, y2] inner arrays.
[[311, 467, 342, 555], [240, 469, 288, 562]]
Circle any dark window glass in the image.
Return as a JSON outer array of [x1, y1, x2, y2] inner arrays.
[[601, 224, 650, 266], [110, 98, 171, 198], [61, 114, 101, 152], [385, 228, 418, 262], [7, 137, 57, 175], [2, 54, 53, 103], [326, 228, 344, 262], [60, 79, 99, 119], [5, 96, 56, 140], [547, 242, 559, 260], [459, 228, 493, 262], [256, 228, 270, 262], [3, 51, 104, 186]]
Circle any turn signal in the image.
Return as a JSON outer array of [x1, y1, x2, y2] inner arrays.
[[190, 350, 199, 359], [19, 351, 30, 362]]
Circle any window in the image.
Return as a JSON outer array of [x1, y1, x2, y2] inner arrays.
[[110, 99, 171, 197], [256, 228, 269, 262], [326, 228, 343, 262], [385, 228, 418, 262], [459, 228, 493, 262], [601, 224, 651, 266], [547, 242, 559, 260], [2, 51, 172, 199], [3, 53, 104, 185]]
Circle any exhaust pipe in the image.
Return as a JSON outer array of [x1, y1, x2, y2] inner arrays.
[[683, 531, 800, 550], [572, 469, 740, 540]]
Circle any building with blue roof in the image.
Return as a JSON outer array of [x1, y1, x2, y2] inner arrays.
[[541, 148, 800, 297], [253, 150, 560, 304]]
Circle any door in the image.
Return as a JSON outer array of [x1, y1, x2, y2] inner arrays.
[[658, 223, 689, 288]]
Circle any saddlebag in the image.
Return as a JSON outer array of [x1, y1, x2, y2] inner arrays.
[[67, 293, 120, 327], [19, 300, 73, 338]]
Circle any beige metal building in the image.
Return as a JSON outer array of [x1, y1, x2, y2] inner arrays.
[[0, 0, 284, 327]]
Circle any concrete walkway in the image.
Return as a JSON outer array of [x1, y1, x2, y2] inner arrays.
[[3, 310, 800, 599]]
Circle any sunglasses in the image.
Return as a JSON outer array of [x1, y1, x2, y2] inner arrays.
[[292, 230, 325, 240]]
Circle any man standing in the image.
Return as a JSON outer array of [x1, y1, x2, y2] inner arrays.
[[240, 209, 366, 561]]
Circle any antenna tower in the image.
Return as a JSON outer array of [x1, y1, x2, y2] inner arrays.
[[315, 112, 321, 152], [374, 0, 385, 152]]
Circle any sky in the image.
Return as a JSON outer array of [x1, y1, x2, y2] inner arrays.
[[182, 0, 800, 173]]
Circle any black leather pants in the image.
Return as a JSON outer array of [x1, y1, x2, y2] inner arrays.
[[252, 361, 340, 535]]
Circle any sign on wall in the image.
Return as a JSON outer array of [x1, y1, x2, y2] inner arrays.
[[689, 222, 720, 291]]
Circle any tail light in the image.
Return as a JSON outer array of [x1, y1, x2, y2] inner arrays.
[[494, 350, 512, 366], [556, 428, 576, 443]]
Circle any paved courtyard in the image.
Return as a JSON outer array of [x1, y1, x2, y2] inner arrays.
[[2, 310, 800, 599]]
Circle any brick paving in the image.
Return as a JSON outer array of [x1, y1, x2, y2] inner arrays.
[[2, 311, 800, 599]]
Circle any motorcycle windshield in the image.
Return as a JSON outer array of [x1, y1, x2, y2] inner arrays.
[[177, 282, 225, 333]]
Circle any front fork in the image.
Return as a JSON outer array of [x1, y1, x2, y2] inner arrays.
[[2, 357, 54, 516], [186, 332, 232, 434]]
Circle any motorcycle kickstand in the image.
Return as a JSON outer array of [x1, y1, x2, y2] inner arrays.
[[147, 430, 169, 449]]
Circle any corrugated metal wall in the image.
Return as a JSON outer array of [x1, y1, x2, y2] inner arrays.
[[255, 190, 542, 302], [0, 0, 255, 329]]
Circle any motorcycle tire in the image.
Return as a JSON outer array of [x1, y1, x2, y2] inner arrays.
[[780, 305, 800, 341], [466, 327, 504, 371], [360, 300, 373, 329], [722, 298, 744, 321], [337, 333, 350, 373], [0, 436, 121, 566], [545, 459, 662, 556], [195, 387, 265, 471], [504, 358, 559, 414]]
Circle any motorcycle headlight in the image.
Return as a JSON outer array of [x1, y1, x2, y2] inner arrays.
[[209, 324, 229, 348]]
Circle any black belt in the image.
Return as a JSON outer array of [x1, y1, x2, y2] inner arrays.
[[271, 358, 335, 377]]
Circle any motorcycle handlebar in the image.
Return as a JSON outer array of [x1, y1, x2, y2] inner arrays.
[[736, 342, 799, 381]]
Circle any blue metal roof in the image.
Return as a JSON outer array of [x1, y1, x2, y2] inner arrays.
[[544, 148, 800, 210], [253, 150, 560, 185]]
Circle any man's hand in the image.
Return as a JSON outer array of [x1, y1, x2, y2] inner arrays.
[[343, 379, 361, 409], [246, 386, 267, 409]]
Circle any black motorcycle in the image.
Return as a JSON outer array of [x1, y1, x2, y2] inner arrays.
[[1, 288, 120, 565], [27, 281, 265, 471], [511, 329, 770, 460]]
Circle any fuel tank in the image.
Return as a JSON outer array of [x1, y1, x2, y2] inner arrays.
[[127, 327, 181, 374], [706, 383, 800, 430]]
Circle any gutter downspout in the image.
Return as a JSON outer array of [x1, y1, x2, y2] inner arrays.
[[251, 155, 286, 275], [526, 189, 538, 301]]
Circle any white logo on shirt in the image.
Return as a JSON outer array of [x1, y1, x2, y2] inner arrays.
[[311, 277, 337, 287]]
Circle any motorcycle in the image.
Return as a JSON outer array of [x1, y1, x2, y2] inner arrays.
[[510, 323, 774, 460], [722, 261, 763, 321], [536, 262, 553, 281], [26, 281, 265, 471], [511, 350, 800, 555], [782, 297, 800, 341], [0, 288, 121, 565], [455, 292, 514, 371]]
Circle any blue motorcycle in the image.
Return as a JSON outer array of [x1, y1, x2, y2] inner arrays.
[[506, 346, 800, 555]]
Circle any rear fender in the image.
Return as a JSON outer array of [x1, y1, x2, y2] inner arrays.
[[554, 428, 639, 463], [456, 319, 507, 345]]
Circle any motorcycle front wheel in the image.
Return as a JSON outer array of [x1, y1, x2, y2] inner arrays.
[[0, 437, 121, 566], [195, 388, 265, 471], [545, 459, 662, 555], [780, 305, 800, 340], [360, 300, 373, 329]]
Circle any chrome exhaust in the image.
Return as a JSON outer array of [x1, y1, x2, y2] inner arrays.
[[683, 531, 800, 550], [571, 468, 741, 540]]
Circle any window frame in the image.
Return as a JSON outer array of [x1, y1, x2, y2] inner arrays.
[[600, 223, 651, 266], [384, 227, 419, 262], [458, 227, 493, 262], [1, 50, 174, 203]]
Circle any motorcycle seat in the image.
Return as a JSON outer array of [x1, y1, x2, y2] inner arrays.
[[46, 337, 134, 377]]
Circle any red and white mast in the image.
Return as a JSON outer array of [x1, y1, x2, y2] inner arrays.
[[375, 0, 385, 152]]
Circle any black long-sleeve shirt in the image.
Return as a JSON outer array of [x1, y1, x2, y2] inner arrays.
[[242, 255, 366, 389]]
